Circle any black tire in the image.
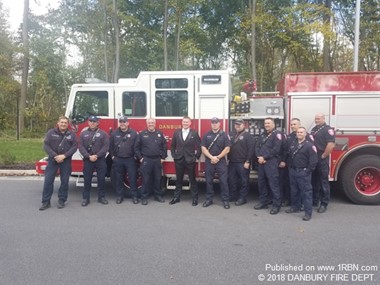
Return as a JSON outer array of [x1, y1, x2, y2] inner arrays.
[[339, 154, 380, 205]]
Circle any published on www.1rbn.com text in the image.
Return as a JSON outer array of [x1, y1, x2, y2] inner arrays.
[[257, 263, 378, 282]]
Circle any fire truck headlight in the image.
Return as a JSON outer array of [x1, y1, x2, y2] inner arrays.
[[273, 107, 280, 114], [266, 107, 273, 114]]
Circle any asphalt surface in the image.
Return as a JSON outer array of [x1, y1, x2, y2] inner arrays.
[[0, 176, 379, 285]]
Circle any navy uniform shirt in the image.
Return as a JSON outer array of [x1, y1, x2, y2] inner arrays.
[[134, 129, 167, 160], [255, 130, 282, 160], [79, 127, 109, 159], [310, 123, 335, 153], [109, 127, 138, 158], [228, 129, 255, 163], [201, 130, 231, 157], [289, 140, 318, 173], [44, 128, 78, 159]]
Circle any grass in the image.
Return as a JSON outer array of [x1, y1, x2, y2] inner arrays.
[[0, 138, 46, 165]]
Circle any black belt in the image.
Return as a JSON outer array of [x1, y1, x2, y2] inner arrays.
[[291, 167, 307, 171], [145, 155, 160, 159]]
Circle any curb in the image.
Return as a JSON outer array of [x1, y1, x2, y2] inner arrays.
[[0, 170, 40, 176]]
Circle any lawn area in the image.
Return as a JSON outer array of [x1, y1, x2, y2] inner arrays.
[[0, 138, 46, 166]]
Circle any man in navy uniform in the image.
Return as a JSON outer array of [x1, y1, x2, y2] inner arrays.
[[254, 117, 282, 214], [134, 118, 167, 205], [109, 116, 139, 204], [228, 118, 255, 206], [201, 117, 231, 209], [79, 115, 110, 206], [169, 116, 201, 206], [39, 116, 78, 210], [310, 113, 335, 213], [286, 127, 318, 221]]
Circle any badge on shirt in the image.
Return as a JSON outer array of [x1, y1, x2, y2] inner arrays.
[[96, 133, 101, 137], [66, 135, 72, 140], [158, 134, 161, 137], [127, 134, 131, 138]]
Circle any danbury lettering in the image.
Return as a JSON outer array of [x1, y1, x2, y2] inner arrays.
[[265, 264, 303, 271], [287, 274, 329, 282]]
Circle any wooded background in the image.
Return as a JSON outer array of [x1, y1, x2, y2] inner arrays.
[[0, 0, 379, 136]]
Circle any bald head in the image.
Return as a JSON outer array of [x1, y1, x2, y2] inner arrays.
[[314, 113, 325, 126]]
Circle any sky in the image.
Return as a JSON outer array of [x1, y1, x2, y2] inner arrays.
[[3, 0, 58, 32]]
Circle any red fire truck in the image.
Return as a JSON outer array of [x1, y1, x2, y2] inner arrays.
[[35, 70, 380, 205]]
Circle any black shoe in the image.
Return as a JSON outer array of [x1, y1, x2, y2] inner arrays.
[[39, 201, 51, 211], [154, 196, 165, 203], [281, 200, 290, 207], [235, 199, 247, 206], [223, 201, 230, 209], [303, 214, 312, 221], [202, 200, 213, 207], [81, 199, 89, 207], [270, 207, 280, 215], [116, 197, 123, 204], [192, 200, 198, 206], [285, 208, 299, 214], [98, 197, 108, 205], [57, 200, 65, 209], [254, 203, 268, 210], [132, 197, 139, 204], [169, 198, 180, 205], [317, 205, 327, 213], [312, 201, 319, 207], [141, 199, 148, 205]]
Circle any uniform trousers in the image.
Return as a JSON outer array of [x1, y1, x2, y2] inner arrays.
[[140, 157, 162, 199], [312, 157, 330, 206], [289, 168, 313, 215], [82, 157, 106, 200], [205, 159, 229, 202], [257, 159, 281, 208], [42, 157, 72, 203], [228, 162, 250, 201], [113, 157, 137, 199]]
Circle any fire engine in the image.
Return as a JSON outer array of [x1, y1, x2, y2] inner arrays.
[[35, 70, 380, 205]]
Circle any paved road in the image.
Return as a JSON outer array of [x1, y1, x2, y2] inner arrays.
[[0, 177, 379, 285]]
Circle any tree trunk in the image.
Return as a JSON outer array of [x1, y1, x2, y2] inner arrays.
[[175, 8, 181, 70], [322, 0, 332, 71], [104, 6, 109, 82], [163, 0, 168, 70], [250, 0, 257, 82], [20, 0, 29, 134], [112, 0, 120, 83]]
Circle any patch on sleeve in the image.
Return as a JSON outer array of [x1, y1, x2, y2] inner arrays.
[[312, 145, 317, 153], [276, 133, 282, 140], [328, 129, 335, 136]]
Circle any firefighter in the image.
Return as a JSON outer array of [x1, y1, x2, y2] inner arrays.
[[254, 117, 282, 214], [228, 118, 255, 206], [109, 116, 139, 204], [310, 113, 335, 213], [201, 117, 231, 209], [286, 127, 318, 221], [78, 116, 109, 206], [169, 116, 201, 206], [39, 116, 78, 210], [134, 118, 167, 205]]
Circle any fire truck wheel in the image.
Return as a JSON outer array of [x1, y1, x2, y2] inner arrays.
[[340, 155, 380, 205]]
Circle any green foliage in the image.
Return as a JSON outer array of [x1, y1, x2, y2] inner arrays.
[[0, 138, 45, 164]]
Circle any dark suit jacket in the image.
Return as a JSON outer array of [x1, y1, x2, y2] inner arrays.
[[171, 128, 201, 164]]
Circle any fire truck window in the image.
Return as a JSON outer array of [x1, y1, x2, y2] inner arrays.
[[72, 91, 109, 123], [155, 91, 188, 117], [122, 92, 146, 117], [155, 79, 188, 89]]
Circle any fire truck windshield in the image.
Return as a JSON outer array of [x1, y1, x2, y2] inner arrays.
[[71, 91, 109, 123]]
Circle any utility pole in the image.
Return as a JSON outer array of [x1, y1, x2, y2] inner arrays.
[[353, 0, 361, 71]]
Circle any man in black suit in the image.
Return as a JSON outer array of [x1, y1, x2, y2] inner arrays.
[[169, 116, 201, 206]]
